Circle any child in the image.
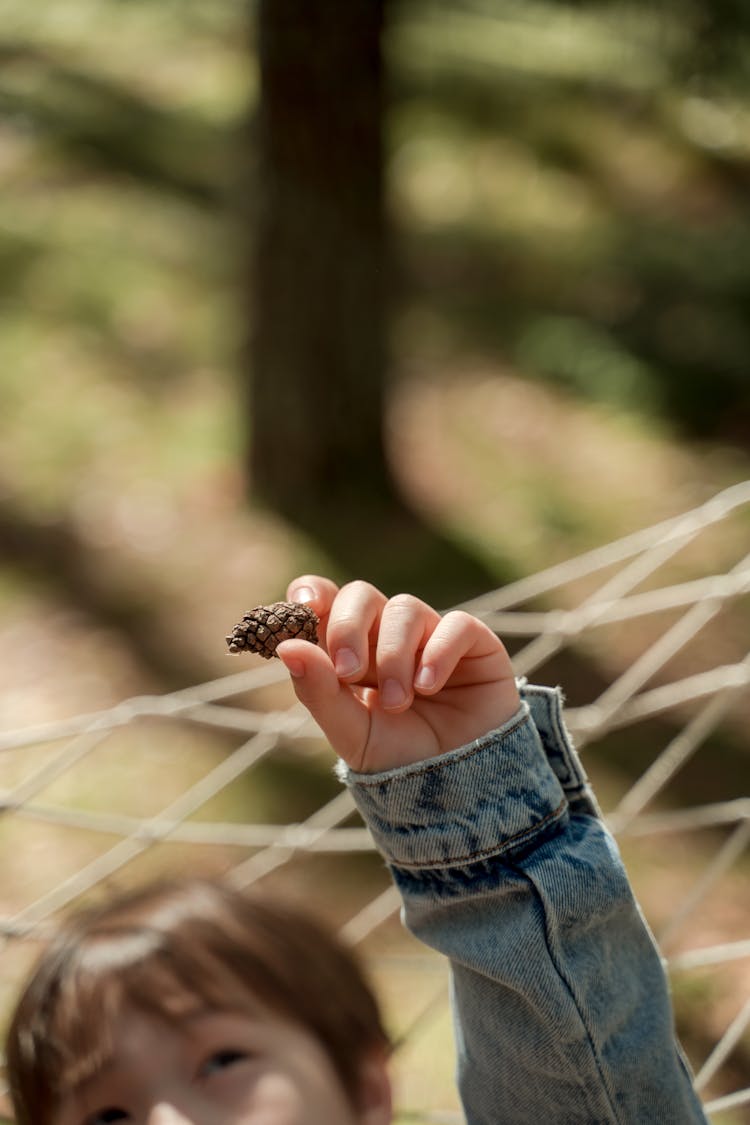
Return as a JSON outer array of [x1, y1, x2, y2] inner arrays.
[[6, 576, 709, 1124]]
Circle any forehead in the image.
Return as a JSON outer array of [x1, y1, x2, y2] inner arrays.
[[82, 1005, 251, 1070]]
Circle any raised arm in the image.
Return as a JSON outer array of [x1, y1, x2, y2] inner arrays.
[[277, 577, 709, 1125]]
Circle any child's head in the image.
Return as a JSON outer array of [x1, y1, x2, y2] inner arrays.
[[6, 878, 392, 1125]]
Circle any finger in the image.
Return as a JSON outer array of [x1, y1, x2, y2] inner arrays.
[[375, 594, 442, 712], [286, 574, 340, 613], [285, 575, 340, 650], [413, 611, 516, 694], [276, 639, 368, 765], [325, 580, 388, 683]]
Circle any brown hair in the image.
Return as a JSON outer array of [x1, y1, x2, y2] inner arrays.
[[5, 878, 389, 1124]]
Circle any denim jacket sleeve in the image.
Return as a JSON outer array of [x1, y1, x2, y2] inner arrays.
[[339, 683, 709, 1125]]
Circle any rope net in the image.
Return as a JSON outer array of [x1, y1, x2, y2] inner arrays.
[[1, 481, 749, 1121]]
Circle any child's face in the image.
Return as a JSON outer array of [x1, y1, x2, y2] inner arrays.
[[55, 1003, 387, 1125]]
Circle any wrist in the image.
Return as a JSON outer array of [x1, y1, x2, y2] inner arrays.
[[339, 700, 570, 870]]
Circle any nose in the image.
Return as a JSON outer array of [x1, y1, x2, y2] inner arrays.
[[147, 1104, 195, 1125]]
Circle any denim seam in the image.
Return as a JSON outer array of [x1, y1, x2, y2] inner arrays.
[[352, 711, 531, 788], [548, 690, 575, 786], [513, 861, 625, 1125], [386, 796, 568, 870], [532, 683, 589, 796]]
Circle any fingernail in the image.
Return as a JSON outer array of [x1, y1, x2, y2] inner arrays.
[[291, 586, 315, 604], [283, 656, 305, 679], [381, 679, 406, 710], [334, 648, 360, 677], [415, 665, 436, 690]]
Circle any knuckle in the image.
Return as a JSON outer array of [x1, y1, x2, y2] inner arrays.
[[341, 579, 381, 600], [443, 609, 475, 629], [386, 592, 422, 614], [328, 582, 381, 636], [377, 640, 404, 662], [325, 612, 360, 642]]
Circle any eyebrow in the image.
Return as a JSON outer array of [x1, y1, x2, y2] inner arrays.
[[68, 1004, 263, 1097]]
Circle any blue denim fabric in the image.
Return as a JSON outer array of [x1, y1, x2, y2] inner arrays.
[[341, 684, 709, 1124]]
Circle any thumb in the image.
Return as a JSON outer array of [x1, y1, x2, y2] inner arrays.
[[277, 640, 367, 762]]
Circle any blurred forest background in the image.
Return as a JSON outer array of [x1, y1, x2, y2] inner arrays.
[[1, 0, 749, 1118]]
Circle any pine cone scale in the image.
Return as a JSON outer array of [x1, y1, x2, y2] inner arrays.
[[226, 602, 319, 659]]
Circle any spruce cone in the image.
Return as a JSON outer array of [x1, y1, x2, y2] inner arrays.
[[226, 602, 319, 659]]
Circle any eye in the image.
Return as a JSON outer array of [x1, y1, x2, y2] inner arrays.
[[85, 1110, 129, 1125], [201, 1048, 249, 1076]]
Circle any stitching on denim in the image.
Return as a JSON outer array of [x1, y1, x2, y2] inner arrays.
[[549, 690, 586, 790], [511, 862, 626, 1125], [353, 711, 530, 788], [387, 796, 568, 870], [547, 691, 574, 784], [529, 684, 587, 793]]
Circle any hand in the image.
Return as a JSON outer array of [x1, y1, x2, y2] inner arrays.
[[276, 577, 521, 773]]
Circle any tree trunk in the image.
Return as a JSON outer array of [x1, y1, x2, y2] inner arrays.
[[248, 0, 396, 516]]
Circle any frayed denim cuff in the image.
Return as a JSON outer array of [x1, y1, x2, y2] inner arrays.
[[340, 684, 590, 870]]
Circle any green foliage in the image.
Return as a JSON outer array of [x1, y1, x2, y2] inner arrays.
[[515, 314, 664, 412], [389, 0, 750, 440]]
